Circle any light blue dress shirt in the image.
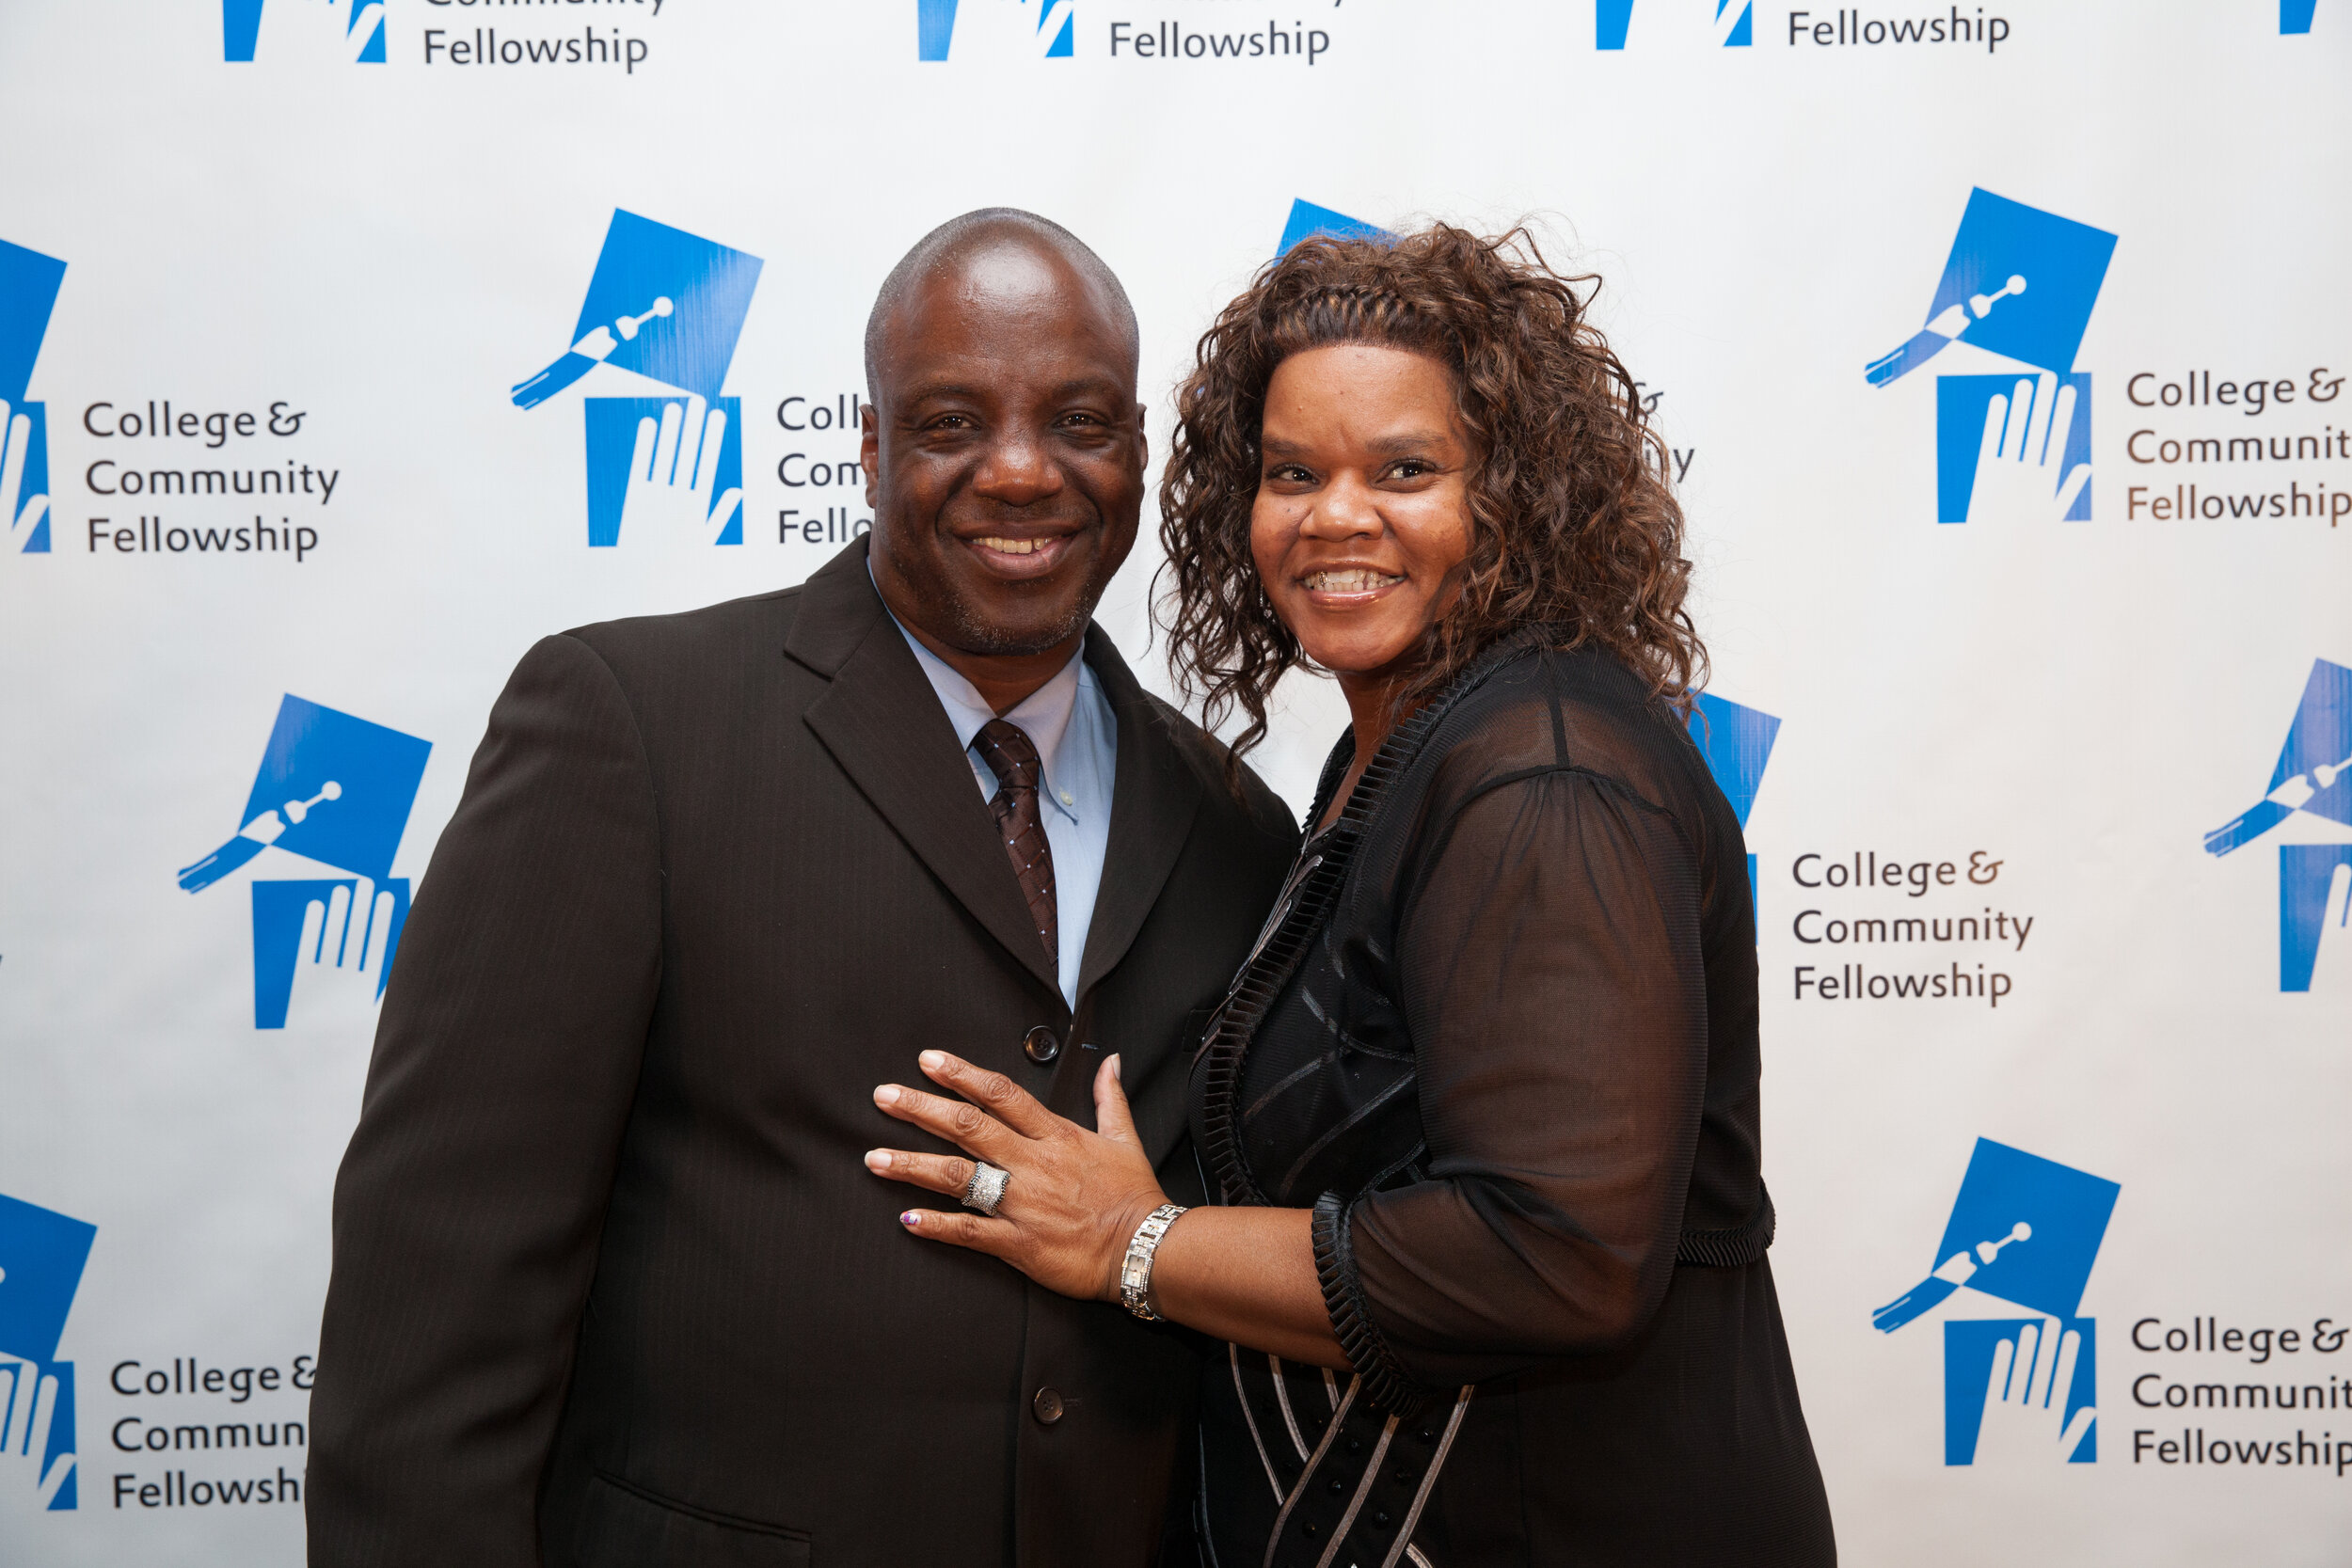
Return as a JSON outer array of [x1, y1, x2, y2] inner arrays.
[[882, 610, 1117, 1011]]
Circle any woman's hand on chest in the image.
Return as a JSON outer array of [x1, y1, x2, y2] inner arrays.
[[866, 1049, 1167, 1303]]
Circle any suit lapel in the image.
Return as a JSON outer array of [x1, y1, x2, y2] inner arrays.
[[1074, 629, 1204, 1002], [791, 546, 1061, 999]]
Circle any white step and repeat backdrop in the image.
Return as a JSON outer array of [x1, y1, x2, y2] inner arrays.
[[2, 1, 2347, 1562]]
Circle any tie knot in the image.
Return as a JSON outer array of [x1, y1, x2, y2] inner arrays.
[[976, 720, 1043, 793]]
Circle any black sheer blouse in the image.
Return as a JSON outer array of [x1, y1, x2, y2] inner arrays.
[[1187, 633, 1834, 1568]]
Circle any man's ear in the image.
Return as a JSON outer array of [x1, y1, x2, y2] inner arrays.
[[1132, 401, 1149, 474], [862, 402, 881, 509]]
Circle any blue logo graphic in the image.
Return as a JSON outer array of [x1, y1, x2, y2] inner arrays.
[[1278, 199, 1391, 258], [176, 696, 431, 1028], [1869, 189, 2117, 524], [582, 397, 745, 547], [2282, 0, 2320, 33], [1874, 1139, 2119, 1466], [2204, 658, 2352, 990], [2282, 847, 2352, 994], [223, 0, 386, 63], [0, 238, 65, 557], [1686, 691, 1780, 928], [1597, 0, 1753, 48], [1933, 370, 2092, 524], [0, 1193, 96, 1512], [918, 0, 1075, 60], [512, 211, 761, 548]]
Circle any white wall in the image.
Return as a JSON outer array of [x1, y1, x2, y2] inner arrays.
[[1, 1, 2346, 1560]]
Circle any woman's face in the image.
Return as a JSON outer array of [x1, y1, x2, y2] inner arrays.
[[1250, 344, 1474, 685]]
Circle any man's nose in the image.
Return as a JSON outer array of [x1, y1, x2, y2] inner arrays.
[[971, 433, 1065, 508], [1298, 474, 1382, 540]]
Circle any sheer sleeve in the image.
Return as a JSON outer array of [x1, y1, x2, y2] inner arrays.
[[1317, 767, 1709, 1399]]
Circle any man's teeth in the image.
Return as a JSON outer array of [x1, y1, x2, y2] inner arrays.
[[977, 536, 1045, 556], [1305, 569, 1403, 593]]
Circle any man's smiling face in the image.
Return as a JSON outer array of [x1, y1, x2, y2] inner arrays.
[[863, 233, 1146, 663]]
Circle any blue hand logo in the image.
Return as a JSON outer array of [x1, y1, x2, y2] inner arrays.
[[2204, 659, 2352, 991], [0, 1193, 96, 1513], [2280, 847, 2352, 994], [1873, 1139, 2118, 1466], [917, 0, 1076, 61], [0, 238, 66, 557], [1597, 0, 1753, 48], [513, 211, 762, 548], [1868, 190, 2117, 524], [222, 0, 386, 64], [584, 396, 745, 548], [1934, 371, 2093, 523], [176, 696, 431, 1028]]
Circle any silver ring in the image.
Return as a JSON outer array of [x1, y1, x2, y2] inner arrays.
[[961, 1162, 1009, 1216]]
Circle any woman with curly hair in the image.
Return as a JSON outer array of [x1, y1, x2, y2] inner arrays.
[[866, 224, 1834, 1566]]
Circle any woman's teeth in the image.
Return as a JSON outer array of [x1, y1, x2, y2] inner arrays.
[[1304, 569, 1403, 594], [977, 536, 1045, 555]]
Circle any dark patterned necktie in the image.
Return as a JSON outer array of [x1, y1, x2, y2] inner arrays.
[[975, 720, 1058, 974]]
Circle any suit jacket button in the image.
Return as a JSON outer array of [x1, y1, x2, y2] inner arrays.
[[1031, 1386, 1065, 1425], [1024, 1025, 1061, 1065]]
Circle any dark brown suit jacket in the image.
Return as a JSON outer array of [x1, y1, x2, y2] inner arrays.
[[308, 543, 1297, 1568]]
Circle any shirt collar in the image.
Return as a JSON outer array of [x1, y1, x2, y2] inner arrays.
[[874, 578, 1094, 827]]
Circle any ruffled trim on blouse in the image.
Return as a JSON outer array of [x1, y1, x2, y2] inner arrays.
[[1312, 1190, 1432, 1416]]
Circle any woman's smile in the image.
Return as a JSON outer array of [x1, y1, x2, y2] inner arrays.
[[1297, 563, 1408, 602]]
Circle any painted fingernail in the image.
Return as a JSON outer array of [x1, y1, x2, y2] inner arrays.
[[875, 1085, 901, 1106], [865, 1149, 891, 1172], [919, 1050, 947, 1071], [900, 1212, 921, 1228]]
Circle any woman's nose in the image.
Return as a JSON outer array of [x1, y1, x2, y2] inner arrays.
[[1298, 475, 1382, 540]]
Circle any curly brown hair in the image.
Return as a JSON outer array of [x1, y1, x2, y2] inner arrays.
[[1157, 222, 1706, 767]]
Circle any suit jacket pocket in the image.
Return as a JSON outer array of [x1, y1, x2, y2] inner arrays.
[[577, 1471, 813, 1568]]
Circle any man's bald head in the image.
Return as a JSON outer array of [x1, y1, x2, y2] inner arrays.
[[863, 208, 1139, 403], [856, 207, 1148, 694]]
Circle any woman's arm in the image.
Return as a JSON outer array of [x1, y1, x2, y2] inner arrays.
[[864, 1052, 1346, 1367], [1142, 1203, 1343, 1366], [1334, 768, 1708, 1391]]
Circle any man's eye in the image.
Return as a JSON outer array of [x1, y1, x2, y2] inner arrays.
[[1391, 461, 1432, 479]]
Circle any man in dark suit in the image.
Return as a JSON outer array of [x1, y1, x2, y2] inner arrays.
[[308, 209, 1296, 1568]]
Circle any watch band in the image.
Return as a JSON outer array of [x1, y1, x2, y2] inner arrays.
[[1119, 1202, 1188, 1321]]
